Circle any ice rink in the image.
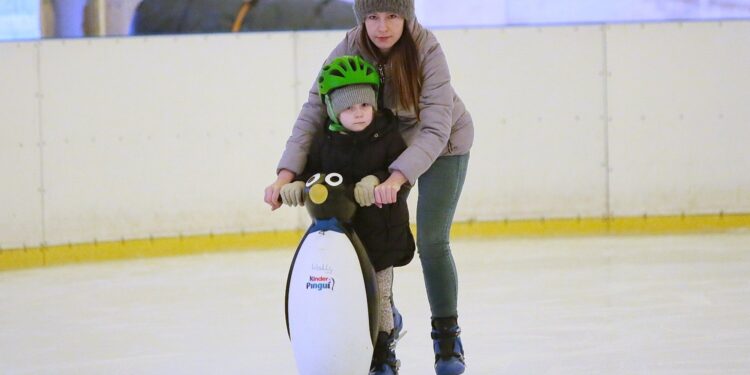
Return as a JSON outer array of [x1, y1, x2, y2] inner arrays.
[[2, 232, 749, 374]]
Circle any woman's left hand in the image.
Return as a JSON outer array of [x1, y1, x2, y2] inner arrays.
[[374, 170, 408, 207]]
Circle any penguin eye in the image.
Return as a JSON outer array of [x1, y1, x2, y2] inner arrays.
[[325, 173, 343, 186], [305, 173, 321, 187]]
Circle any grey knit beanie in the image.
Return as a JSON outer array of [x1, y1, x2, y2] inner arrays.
[[353, 0, 415, 23], [329, 84, 378, 122]]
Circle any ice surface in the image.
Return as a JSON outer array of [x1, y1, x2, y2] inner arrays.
[[2, 233, 749, 374]]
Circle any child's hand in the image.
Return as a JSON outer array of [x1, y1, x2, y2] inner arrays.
[[280, 181, 306, 207], [354, 175, 380, 207]]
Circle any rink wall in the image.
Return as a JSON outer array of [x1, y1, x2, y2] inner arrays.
[[2, 21, 750, 269]]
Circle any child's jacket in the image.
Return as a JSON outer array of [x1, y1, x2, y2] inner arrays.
[[297, 109, 415, 271]]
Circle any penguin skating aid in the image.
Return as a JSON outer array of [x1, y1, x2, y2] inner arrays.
[[285, 173, 380, 375]]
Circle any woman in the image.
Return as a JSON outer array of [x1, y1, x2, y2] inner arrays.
[[264, 1, 472, 374]]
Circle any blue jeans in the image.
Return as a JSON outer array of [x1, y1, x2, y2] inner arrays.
[[416, 153, 469, 318]]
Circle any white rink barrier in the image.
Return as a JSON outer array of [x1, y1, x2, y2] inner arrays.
[[1, 21, 749, 249]]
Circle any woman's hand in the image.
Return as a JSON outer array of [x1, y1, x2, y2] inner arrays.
[[264, 169, 295, 210], [374, 170, 408, 207]]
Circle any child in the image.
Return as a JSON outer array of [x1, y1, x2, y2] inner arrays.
[[279, 55, 414, 375]]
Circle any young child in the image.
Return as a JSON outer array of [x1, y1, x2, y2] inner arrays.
[[279, 55, 415, 375]]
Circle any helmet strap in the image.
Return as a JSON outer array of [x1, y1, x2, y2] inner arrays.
[[328, 122, 345, 133], [324, 95, 346, 132]]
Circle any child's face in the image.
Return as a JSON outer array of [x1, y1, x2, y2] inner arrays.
[[339, 103, 374, 132]]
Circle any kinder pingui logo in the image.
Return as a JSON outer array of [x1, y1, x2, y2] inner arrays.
[[306, 275, 335, 291]]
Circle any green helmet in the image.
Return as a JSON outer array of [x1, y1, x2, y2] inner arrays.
[[318, 55, 380, 96], [318, 56, 380, 131]]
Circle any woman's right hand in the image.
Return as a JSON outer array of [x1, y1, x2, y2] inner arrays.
[[264, 169, 295, 210]]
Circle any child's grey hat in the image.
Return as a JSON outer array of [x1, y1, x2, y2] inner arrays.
[[330, 84, 378, 122], [353, 0, 415, 23]]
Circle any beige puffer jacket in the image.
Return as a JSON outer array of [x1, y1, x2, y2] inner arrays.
[[277, 20, 473, 185]]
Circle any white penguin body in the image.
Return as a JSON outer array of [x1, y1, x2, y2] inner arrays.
[[286, 227, 375, 374], [285, 173, 379, 375]]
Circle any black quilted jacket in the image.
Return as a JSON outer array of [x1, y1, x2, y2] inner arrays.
[[297, 109, 415, 271]]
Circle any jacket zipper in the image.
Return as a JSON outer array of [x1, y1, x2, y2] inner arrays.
[[377, 63, 386, 110]]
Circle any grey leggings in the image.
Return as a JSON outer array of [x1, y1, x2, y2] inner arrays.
[[415, 154, 469, 318], [376, 267, 394, 333]]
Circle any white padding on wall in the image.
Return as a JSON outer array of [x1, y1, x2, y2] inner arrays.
[[607, 22, 750, 216], [294, 31, 343, 111], [436, 26, 608, 221], [0, 43, 43, 249], [1, 22, 749, 249], [37, 34, 299, 245]]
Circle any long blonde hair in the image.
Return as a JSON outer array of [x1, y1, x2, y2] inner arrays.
[[360, 24, 422, 120]]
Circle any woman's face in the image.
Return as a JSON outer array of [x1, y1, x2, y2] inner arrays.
[[364, 12, 405, 54]]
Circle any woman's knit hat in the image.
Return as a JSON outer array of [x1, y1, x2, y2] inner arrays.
[[329, 84, 378, 122], [353, 0, 415, 23]]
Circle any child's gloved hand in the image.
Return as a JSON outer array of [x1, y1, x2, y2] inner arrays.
[[280, 181, 306, 206], [354, 175, 380, 207]]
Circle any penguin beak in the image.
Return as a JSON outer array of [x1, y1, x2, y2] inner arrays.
[[308, 184, 328, 204]]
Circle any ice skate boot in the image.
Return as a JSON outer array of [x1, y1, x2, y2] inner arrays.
[[432, 317, 465, 375], [392, 303, 407, 341], [369, 330, 401, 375]]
